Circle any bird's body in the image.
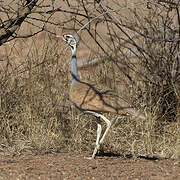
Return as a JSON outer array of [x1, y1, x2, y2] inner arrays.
[[70, 81, 145, 117], [57, 34, 145, 159]]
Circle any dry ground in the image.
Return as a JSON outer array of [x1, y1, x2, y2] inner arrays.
[[0, 1, 180, 180], [0, 152, 180, 180]]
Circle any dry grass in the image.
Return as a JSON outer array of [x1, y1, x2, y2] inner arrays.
[[0, 0, 180, 158], [0, 31, 179, 160]]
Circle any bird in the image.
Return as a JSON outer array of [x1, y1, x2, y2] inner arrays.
[[56, 34, 146, 159]]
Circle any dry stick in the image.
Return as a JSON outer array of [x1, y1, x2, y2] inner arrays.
[[0, 0, 38, 46], [77, 1, 151, 34], [75, 0, 180, 69], [75, 1, 152, 68]]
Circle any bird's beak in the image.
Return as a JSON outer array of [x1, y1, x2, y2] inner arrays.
[[56, 35, 63, 39]]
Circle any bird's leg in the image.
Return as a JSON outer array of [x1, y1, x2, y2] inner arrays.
[[91, 115, 111, 159], [84, 115, 102, 160], [91, 119, 102, 159], [99, 115, 111, 145], [84, 111, 111, 159]]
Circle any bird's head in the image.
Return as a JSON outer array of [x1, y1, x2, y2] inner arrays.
[[57, 34, 79, 50]]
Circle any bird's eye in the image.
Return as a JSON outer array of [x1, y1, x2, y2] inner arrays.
[[65, 35, 71, 38]]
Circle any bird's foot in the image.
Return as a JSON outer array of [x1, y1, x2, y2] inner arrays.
[[84, 156, 94, 160]]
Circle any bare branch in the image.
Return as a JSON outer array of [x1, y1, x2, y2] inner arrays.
[[0, 0, 38, 46]]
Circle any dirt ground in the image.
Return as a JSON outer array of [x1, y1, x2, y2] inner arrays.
[[0, 152, 179, 180]]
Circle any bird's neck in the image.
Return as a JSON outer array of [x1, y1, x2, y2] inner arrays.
[[71, 46, 80, 86]]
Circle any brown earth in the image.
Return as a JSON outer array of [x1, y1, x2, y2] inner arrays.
[[0, 152, 179, 180]]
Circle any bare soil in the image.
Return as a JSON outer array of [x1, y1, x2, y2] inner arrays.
[[0, 152, 179, 180]]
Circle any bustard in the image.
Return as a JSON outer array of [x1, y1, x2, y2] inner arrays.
[[57, 34, 146, 159]]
